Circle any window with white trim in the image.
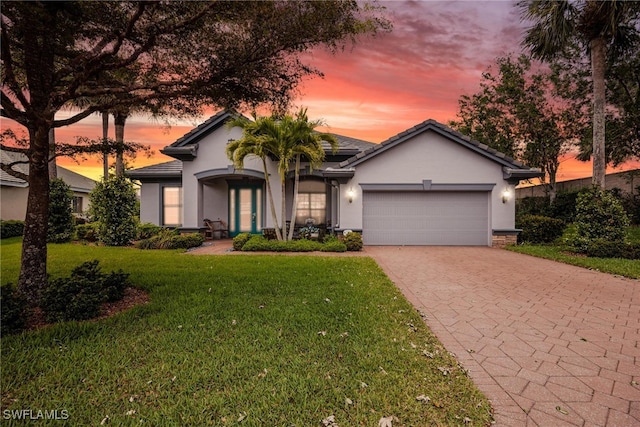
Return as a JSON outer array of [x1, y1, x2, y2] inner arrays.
[[295, 180, 326, 225]]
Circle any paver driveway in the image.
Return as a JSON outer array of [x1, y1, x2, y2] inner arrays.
[[365, 246, 639, 427]]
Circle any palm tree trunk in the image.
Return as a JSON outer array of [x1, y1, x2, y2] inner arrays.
[[281, 178, 287, 240], [288, 155, 301, 241], [263, 158, 283, 241], [114, 111, 127, 178], [102, 111, 109, 179], [591, 36, 606, 189]]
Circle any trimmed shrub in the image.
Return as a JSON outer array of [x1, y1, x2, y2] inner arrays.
[[574, 188, 629, 244], [136, 229, 203, 250], [102, 270, 130, 302], [42, 276, 104, 323], [41, 260, 130, 322], [137, 223, 163, 240], [241, 236, 288, 251], [343, 232, 363, 251], [48, 178, 75, 243], [516, 215, 566, 244], [168, 233, 204, 249], [584, 239, 623, 258], [621, 242, 640, 260], [321, 240, 347, 252], [1, 284, 27, 336], [233, 233, 253, 251], [75, 222, 99, 242], [90, 177, 138, 246], [1, 220, 24, 239]]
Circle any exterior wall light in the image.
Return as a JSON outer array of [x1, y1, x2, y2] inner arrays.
[[347, 188, 355, 203], [501, 188, 512, 203]]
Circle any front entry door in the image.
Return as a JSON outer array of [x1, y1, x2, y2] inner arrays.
[[228, 183, 262, 236]]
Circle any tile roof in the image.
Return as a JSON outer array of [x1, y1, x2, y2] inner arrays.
[[1, 150, 96, 191], [127, 160, 182, 180]]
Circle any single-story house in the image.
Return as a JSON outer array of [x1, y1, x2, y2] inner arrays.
[[128, 111, 542, 246], [1, 150, 96, 221]]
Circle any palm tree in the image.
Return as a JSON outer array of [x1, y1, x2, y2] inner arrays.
[[519, 0, 640, 188], [227, 110, 337, 241], [285, 109, 338, 240], [227, 114, 284, 241]]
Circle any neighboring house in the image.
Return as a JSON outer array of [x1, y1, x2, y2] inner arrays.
[[128, 111, 541, 246], [1, 150, 96, 221], [516, 169, 640, 199]]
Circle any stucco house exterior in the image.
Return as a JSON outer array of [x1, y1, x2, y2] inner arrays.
[[1, 150, 96, 221], [128, 111, 541, 246]]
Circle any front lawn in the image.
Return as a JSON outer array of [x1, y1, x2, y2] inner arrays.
[[508, 226, 640, 279], [1, 239, 492, 426]]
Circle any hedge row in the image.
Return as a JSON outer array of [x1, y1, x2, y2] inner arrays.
[[1, 220, 24, 239], [233, 233, 354, 252]]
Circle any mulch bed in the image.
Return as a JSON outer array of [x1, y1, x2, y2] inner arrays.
[[25, 287, 150, 331]]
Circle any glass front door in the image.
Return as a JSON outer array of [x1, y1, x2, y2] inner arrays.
[[228, 183, 262, 236]]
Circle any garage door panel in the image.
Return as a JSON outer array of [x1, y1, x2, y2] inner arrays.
[[363, 191, 489, 246]]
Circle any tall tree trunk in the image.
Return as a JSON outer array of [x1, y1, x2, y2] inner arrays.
[[48, 127, 57, 179], [288, 155, 301, 241], [113, 111, 127, 177], [18, 124, 51, 304], [591, 36, 606, 189], [263, 158, 282, 241], [281, 170, 288, 241], [102, 111, 109, 179]]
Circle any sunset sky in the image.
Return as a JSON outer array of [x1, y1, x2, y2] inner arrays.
[[2, 0, 638, 182]]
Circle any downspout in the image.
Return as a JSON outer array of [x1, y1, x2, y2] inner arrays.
[[330, 179, 340, 232]]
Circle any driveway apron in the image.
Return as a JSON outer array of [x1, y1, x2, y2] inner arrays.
[[365, 246, 640, 427]]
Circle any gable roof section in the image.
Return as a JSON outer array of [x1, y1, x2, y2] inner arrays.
[[338, 119, 542, 182], [127, 160, 182, 180], [160, 110, 238, 160], [1, 150, 96, 192], [161, 110, 377, 161]]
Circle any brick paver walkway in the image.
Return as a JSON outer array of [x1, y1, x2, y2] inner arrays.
[[365, 246, 640, 427]]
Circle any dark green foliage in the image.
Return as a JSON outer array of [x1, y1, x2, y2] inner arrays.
[[239, 235, 347, 252], [102, 271, 130, 302], [574, 188, 629, 244], [233, 233, 253, 250], [48, 178, 75, 243], [0, 220, 24, 239], [1, 284, 26, 336], [343, 232, 363, 251], [137, 223, 164, 240], [89, 177, 138, 246], [75, 222, 99, 242], [136, 229, 203, 250], [40, 260, 130, 322], [517, 215, 566, 244], [320, 234, 347, 252], [42, 276, 104, 323], [583, 239, 640, 260], [516, 191, 579, 223], [616, 188, 640, 225]]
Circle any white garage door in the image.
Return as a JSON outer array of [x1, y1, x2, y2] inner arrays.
[[363, 191, 489, 245]]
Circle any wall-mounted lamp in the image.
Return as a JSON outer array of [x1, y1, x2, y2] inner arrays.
[[347, 188, 355, 203], [501, 188, 512, 203]]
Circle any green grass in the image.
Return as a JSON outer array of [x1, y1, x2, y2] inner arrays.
[[508, 225, 640, 279], [1, 239, 492, 426]]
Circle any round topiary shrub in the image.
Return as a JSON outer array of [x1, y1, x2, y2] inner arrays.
[[574, 188, 629, 248], [516, 215, 566, 244], [343, 231, 363, 251]]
